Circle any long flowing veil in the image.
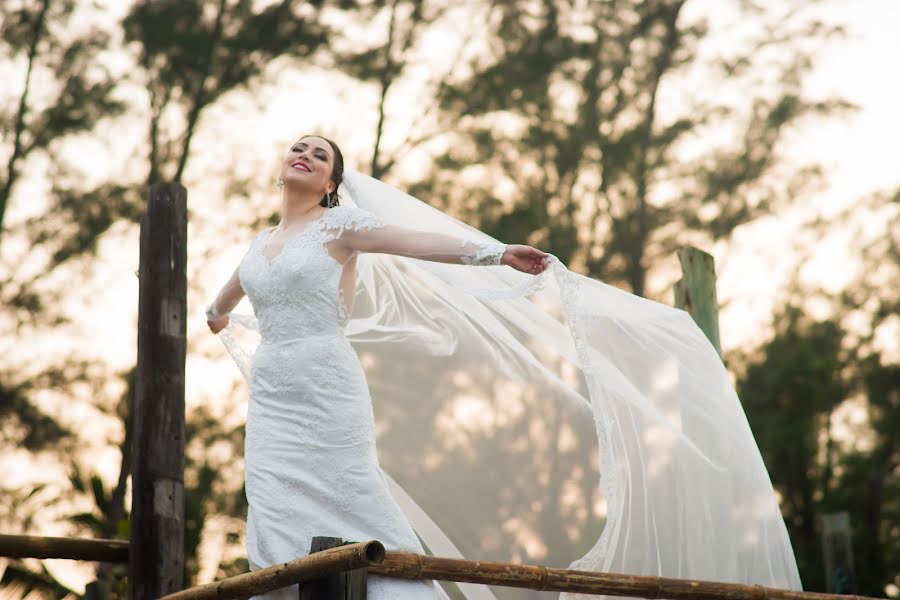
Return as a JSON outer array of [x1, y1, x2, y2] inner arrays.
[[216, 169, 801, 599]]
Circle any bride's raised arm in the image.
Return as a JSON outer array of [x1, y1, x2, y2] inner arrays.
[[205, 266, 244, 331], [330, 205, 551, 275]]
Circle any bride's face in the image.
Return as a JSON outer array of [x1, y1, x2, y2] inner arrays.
[[281, 136, 335, 196]]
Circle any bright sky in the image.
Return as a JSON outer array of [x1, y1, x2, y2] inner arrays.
[[3, 0, 899, 594], [709, 1, 900, 351]]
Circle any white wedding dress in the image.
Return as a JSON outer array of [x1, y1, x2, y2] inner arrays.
[[210, 169, 802, 600], [226, 203, 505, 599]]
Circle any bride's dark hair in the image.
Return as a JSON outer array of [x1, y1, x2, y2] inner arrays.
[[301, 135, 344, 208]]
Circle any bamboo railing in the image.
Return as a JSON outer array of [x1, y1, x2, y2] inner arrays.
[[371, 552, 883, 600], [0, 534, 886, 600], [0, 534, 128, 563]]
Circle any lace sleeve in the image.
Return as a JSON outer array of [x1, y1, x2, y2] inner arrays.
[[206, 229, 269, 320], [206, 265, 244, 320], [326, 205, 507, 266]]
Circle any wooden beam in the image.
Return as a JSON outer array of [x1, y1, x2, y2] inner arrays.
[[0, 534, 128, 563], [674, 246, 722, 356], [370, 552, 886, 600], [158, 541, 385, 600], [130, 182, 188, 600]]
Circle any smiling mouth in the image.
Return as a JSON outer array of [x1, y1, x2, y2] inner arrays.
[[291, 161, 311, 172]]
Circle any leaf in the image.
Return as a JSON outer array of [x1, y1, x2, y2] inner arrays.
[[69, 512, 104, 533], [90, 473, 109, 515], [116, 517, 130, 539], [24, 484, 46, 501]]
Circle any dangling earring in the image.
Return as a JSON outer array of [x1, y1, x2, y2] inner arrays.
[[326, 190, 336, 208], [276, 178, 284, 191]]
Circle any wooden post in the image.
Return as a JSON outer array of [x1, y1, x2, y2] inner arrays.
[[674, 246, 722, 356], [300, 537, 370, 599], [158, 541, 384, 600], [822, 512, 856, 594], [130, 182, 188, 599]]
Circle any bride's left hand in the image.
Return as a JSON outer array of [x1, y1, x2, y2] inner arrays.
[[502, 244, 551, 275]]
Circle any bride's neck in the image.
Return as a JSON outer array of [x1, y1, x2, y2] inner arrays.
[[279, 188, 326, 228]]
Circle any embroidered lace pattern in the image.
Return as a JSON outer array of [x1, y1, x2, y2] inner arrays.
[[233, 204, 444, 599], [459, 240, 506, 266]]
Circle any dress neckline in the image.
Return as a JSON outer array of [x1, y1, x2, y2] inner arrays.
[[260, 210, 331, 266]]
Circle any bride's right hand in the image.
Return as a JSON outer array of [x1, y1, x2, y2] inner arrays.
[[207, 315, 229, 334]]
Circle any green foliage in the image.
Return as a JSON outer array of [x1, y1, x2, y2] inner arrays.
[[0, 379, 70, 451], [0, 0, 126, 245], [181, 402, 249, 586], [738, 306, 848, 588], [0, 560, 78, 600], [0, 358, 105, 453], [419, 0, 851, 296], [25, 182, 145, 267], [740, 319, 898, 595], [332, 0, 447, 178], [735, 187, 899, 595], [122, 0, 330, 183]]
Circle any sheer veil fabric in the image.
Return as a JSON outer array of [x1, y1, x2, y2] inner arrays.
[[215, 169, 801, 599]]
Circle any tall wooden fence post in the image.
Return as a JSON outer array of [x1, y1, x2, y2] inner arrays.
[[130, 183, 188, 599], [674, 246, 722, 356]]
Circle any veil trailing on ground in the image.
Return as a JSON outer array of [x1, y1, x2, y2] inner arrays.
[[216, 169, 801, 599]]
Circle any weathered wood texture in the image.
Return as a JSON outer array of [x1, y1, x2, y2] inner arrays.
[[130, 183, 188, 600], [674, 246, 722, 356], [299, 537, 370, 600], [371, 552, 887, 600], [0, 534, 128, 562], [158, 541, 384, 600]]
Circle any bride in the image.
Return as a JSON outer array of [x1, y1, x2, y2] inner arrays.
[[206, 135, 802, 600]]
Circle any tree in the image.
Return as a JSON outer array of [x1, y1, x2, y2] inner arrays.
[[415, 0, 850, 297], [8, 0, 336, 325], [122, 0, 330, 185], [333, 0, 453, 179], [737, 305, 848, 588], [0, 0, 124, 247], [0, 0, 125, 324], [2, 3, 337, 594], [736, 189, 899, 594], [821, 190, 899, 595]]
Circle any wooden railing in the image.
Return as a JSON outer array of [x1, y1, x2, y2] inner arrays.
[[0, 534, 885, 600]]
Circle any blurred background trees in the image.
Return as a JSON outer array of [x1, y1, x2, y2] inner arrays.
[[0, 0, 896, 598]]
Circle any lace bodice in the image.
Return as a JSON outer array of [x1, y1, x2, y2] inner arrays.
[[207, 204, 507, 342], [237, 213, 354, 342]]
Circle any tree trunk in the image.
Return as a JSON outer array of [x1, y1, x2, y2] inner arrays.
[[0, 0, 51, 248]]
